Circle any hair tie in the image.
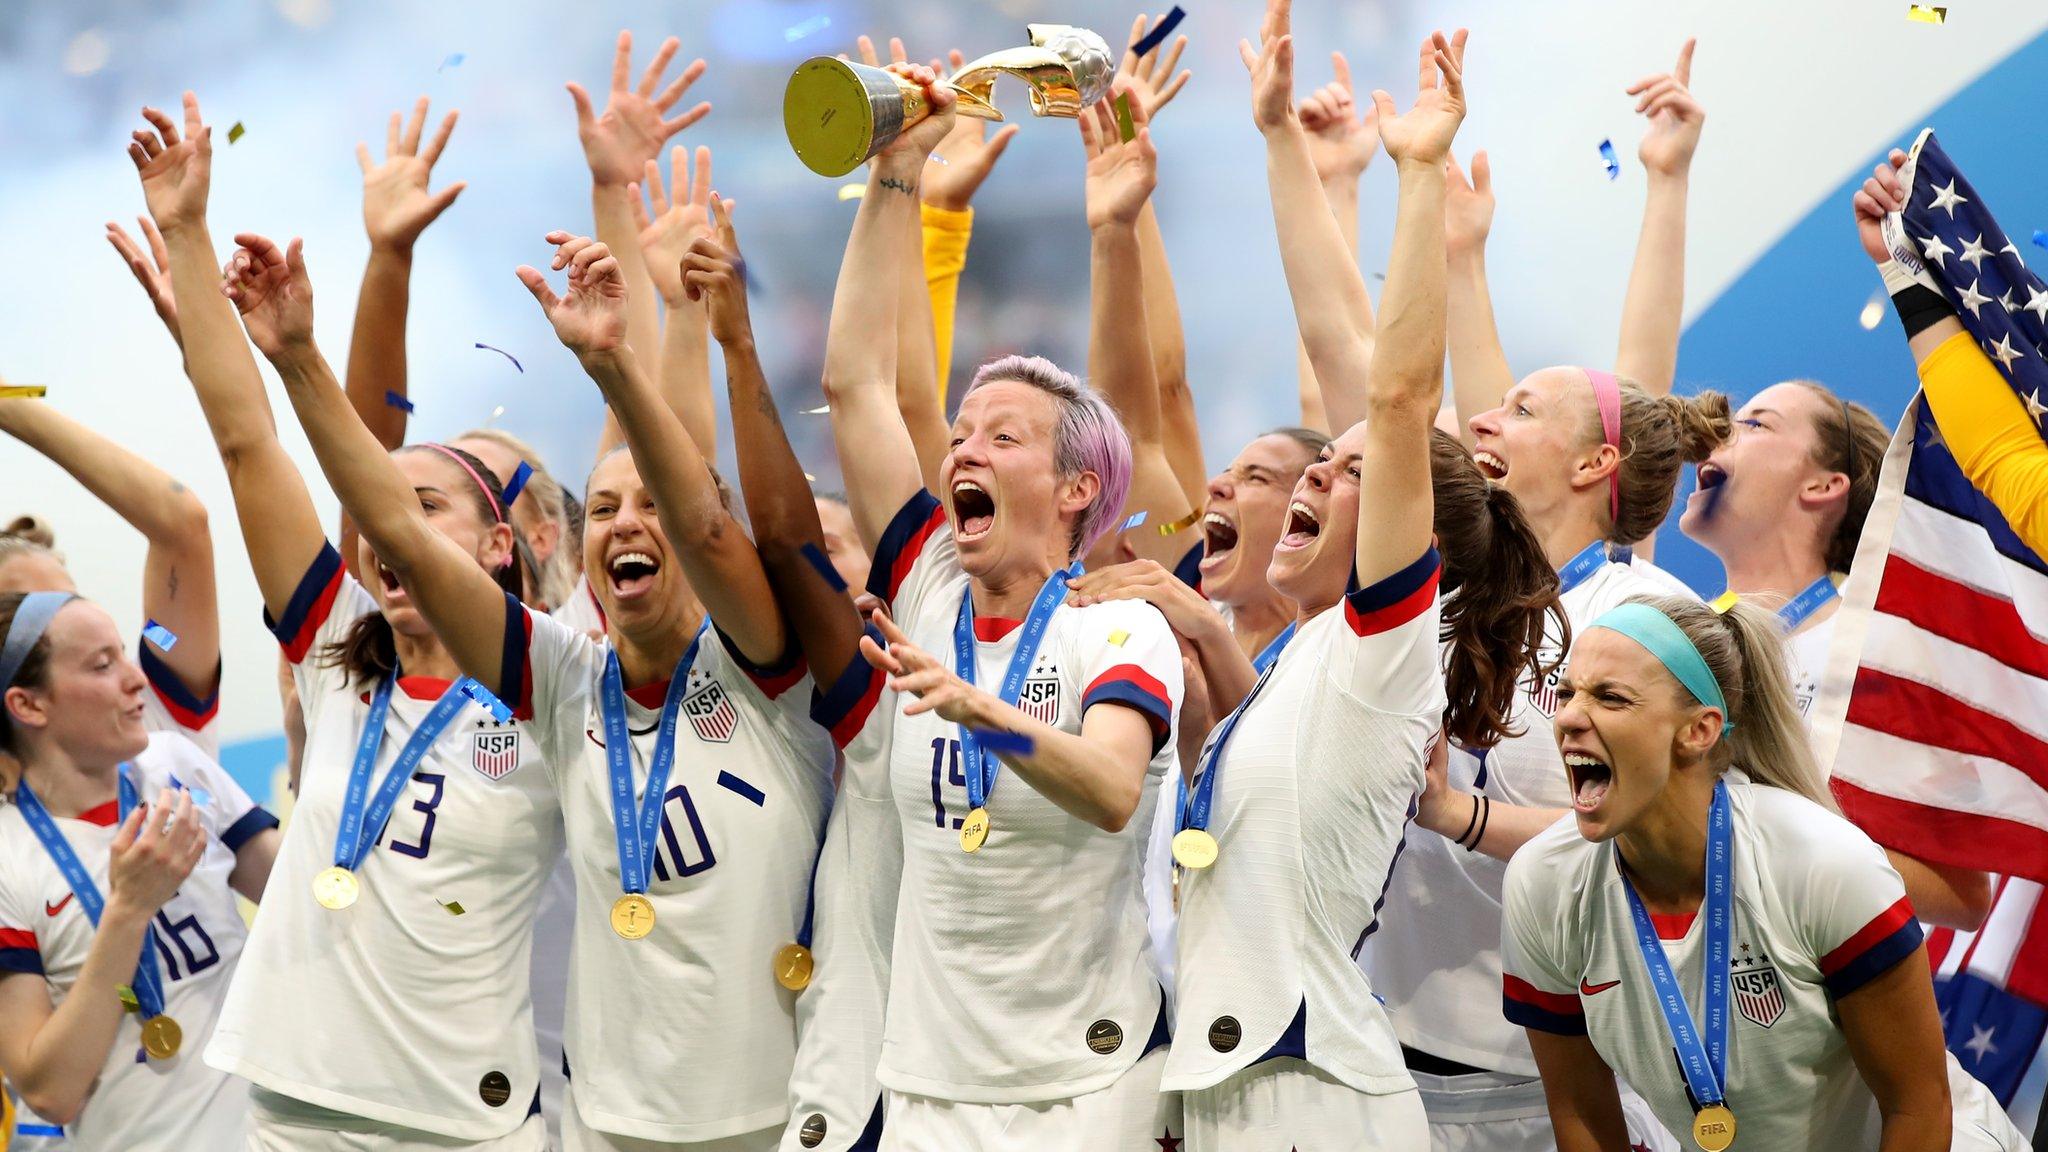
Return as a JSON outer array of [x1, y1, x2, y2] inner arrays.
[[1583, 368, 1622, 525], [418, 443, 505, 525], [1587, 602, 1733, 736]]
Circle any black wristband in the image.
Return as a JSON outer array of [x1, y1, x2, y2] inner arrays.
[[1453, 793, 1481, 847], [1464, 796, 1491, 853], [1891, 283, 1955, 341]]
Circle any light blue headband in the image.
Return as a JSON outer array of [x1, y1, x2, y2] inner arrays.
[[0, 592, 76, 696], [1586, 602, 1733, 735]]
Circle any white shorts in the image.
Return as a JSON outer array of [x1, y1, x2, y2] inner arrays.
[[245, 1087, 548, 1151], [879, 1048, 1178, 1151], [1181, 1057, 1427, 1152], [560, 1082, 779, 1152], [1408, 1066, 1678, 1152]]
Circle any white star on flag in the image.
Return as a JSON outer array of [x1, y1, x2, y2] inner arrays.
[[1963, 1022, 1999, 1063], [1929, 178, 1969, 217], [1959, 234, 1991, 269], [2025, 388, 2048, 426], [1987, 335, 2024, 370], [2024, 285, 2048, 324], [1919, 232, 1957, 265], [1997, 290, 2017, 313], [1956, 279, 1993, 317]]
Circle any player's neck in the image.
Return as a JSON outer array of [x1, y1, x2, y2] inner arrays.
[[20, 753, 121, 819], [1229, 589, 1292, 663], [1614, 775, 1717, 914], [391, 629, 462, 683], [971, 553, 1063, 620], [613, 601, 705, 688], [1719, 532, 1830, 603], [1539, 509, 1608, 574]]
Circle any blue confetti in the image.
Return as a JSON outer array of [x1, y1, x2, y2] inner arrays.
[[971, 728, 1034, 757], [1120, 511, 1147, 532], [475, 343, 524, 373], [2034, 230, 2047, 252], [183, 786, 213, 808], [1130, 6, 1186, 57], [384, 390, 414, 413], [1598, 139, 1620, 181], [460, 680, 514, 723], [141, 620, 178, 652], [438, 52, 466, 72], [801, 541, 849, 592], [502, 460, 534, 506], [784, 15, 832, 42]]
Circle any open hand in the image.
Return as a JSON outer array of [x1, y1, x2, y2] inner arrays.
[[681, 195, 751, 346], [1628, 38, 1703, 179], [1238, 0, 1296, 136], [106, 789, 206, 920], [1068, 559, 1214, 638], [357, 97, 466, 251], [1444, 149, 1494, 259], [1080, 81, 1158, 230], [516, 233, 629, 358], [628, 144, 713, 308], [221, 234, 314, 358], [1116, 13, 1192, 119], [1374, 29, 1468, 168], [1299, 52, 1379, 184], [859, 608, 992, 725], [105, 216, 180, 343], [129, 92, 212, 232], [569, 31, 711, 188]]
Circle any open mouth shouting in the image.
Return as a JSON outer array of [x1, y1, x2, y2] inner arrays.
[[607, 549, 661, 601], [376, 561, 406, 600], [1277, 500, 1322, 552], [1564, 750, 1613, 813], [952, 480, 996, 542], [1473, 448, 1509, 481], [1198, 510, 1240, 571]]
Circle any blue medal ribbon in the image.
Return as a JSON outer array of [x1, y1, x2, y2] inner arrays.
[[600, 621, 707, 897], [1251, 621, 1297, 676], [1773, 575, 1838, 633], [336, 676, 476, 872], [1618, 778, 1734, 1114], [1176, 623, 1300, 837], [950, 566, 1079, 810], [17, 769, 170, 1020], [1556, 539, 1611, 596]]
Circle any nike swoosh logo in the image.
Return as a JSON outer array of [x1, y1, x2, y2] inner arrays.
[[1580, 977, 1620, 996], [45, 893, 74, 917]]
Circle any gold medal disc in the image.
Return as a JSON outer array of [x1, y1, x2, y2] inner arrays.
[[774, 943, 815, 990], [140, 1014, 182, 1060], [313, 866, 360, 910], [959, 807, 990, 853], [611, 893, 656, 940], [1691, 1104, 1735, 1152], [1171, 828, 1220, 869]]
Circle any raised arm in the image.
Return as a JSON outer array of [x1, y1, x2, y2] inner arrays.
[[228, 234, 515, 696], [0, 398, 219, 702], [1293, 50, 1381, 435], [627, 144, 718, 457], [1612, 38, 1702, 397], [689, 200, 866, 681], [346, 97, 465, 453], [1243, 4, 1379, 435], [1443, 147, 1514, 450], [821, 64, 956, 552], [521, 231, 786, 665], [569, 29, 710, 455], [1081, 87, 1194, 570], [135, 93, 326, 619], [104, 215, 181, 350]]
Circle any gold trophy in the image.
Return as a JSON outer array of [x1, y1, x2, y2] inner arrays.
[[784, 24, 1115, 178]]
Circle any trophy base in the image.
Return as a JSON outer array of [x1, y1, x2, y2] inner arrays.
[[786, 58, 902, 178]]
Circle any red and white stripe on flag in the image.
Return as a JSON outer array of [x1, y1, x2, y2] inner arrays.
[[1928, 878, 2048, 1009]]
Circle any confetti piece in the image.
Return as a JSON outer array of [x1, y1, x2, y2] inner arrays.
[[227, 121, 246, 145], [440, 900, 466, 915], [1859, 288, 1886, 331], [1108, 629, 1130, 647], [487, 405, 506, 424], [502, 460, 534, 506], [1155, 509, 1202, 536], [802, 404, 832, 415], [801, 542, 849, 592], [474, 342, 524, 373], [928, 155, 949, 166], [837, 184, 865, 202], [1598, 139, 1619, 181], [2034, 230, 2047, 252], [117, 985, 140, 1011], [184, 787, 213, 808], [784, 15, 832, 42], [1120, 511, 1147, 532], [1114, 92, 1136, 143], [803, 472, 819, 483], [438, 52, 466, 72], [384, 389, 414, 413], [1709, 589, 1740, 613], [142, 620, 179, 652], [1906, 4, 1946, 23], [460, 680, 513, 723], [1129, 5, 1187, 57], [0, 385, 48, 399], [971, 728, 1034, 757]]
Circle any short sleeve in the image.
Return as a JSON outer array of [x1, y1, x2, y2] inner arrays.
[[1074, 603, 1183, 756], [263, 542, 368, 666], [139, 640, 221, 755], [1326, 548, 1446, 714], [1788, 815, 1924, 999], [0, 857, 42, 976], [1500, 844, 1586, 1036], [160, 733, 278, 853], [864, 490, 952, 620], [810, 624, 892, 759], [515, 605, 606, 766], [711, 623, 808, 704]]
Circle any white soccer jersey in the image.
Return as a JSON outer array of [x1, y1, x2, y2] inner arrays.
[[862, 491, 1182, 1105], [1626, 554, 1698, 600], [1363, 555, 1687, 1077], [783, 630, 903, 1152], [0, 732, 275, 1150], [204, 544, 564, 1141], [552, 575, 607, 638], [1786, 611, 1837, 723], [137, 642, 221, 759], [513, 607, 833, 1143], [1165, 548, 1444, 1098], [1501, 779, 2013, 1149]]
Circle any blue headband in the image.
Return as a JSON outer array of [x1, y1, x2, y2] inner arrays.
[[0, 592, 77, 696], [1586, 602, 1733, 735]]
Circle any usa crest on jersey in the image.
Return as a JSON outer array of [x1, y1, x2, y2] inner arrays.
[[684, 679, 738, 743], [1731, 951, 1785, 1028], [1017, 675, 1062, 725], [471, 725, 522, 780], [1526, 662, 1563, 719]]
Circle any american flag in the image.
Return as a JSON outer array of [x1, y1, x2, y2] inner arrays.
[[1809, 129, 2048, 1111]]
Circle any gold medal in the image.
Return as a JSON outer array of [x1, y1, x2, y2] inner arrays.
[[611, 893, 656, 940], [774, 942, 815, 991], [1171, 828, 1219, 869], [1691, 1104, 1735, 1151], [313, 865, 360, 910], [959, 807, 990, 853], [140, 1014, 182, 1060]]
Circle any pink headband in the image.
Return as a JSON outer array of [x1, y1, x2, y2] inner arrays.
[[1584, 368, 1621, 523], [418, 443, 505, 525]]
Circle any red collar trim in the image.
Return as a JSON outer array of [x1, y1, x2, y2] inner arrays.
[[1650, 910, 1697, 940], [397, 676, 454, 701], [973, 616, 1024, 642], [79, 799, 120, 828], [625, 679, 672, 709]]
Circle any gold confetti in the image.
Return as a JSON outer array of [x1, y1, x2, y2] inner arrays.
[[804, 472, 819, 483], [802, 404, 831, 414], [1114, 92, 1136, 143], [226, 121, 246, 144], [439, 900, 466, 915], [1108, 629, 1130, 647], [117, 985, 140, 1012], [836, 184, 865, 202], [1906, 4, 1946, 22], [0, 385, 48, 399], [1155, 509, 1202, 536]]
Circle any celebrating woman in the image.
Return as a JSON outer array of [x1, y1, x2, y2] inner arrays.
[[0, 591, 279, 1149], [1503, 596, 2022, 1150]]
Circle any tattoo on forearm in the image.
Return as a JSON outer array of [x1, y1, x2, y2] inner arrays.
[[878, 177, 917, 197], [167, 568, 179, 599]]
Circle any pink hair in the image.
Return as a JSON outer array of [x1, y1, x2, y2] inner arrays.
[[963, 355, 1132, 560]]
